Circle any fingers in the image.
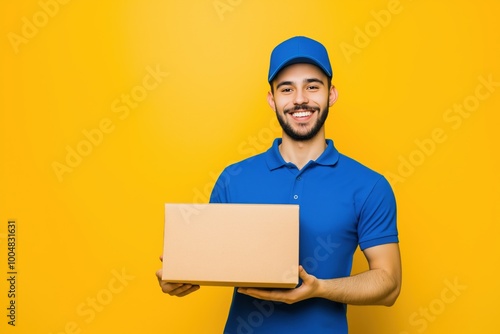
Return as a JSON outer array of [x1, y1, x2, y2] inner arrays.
[[298, 265, 314, 283], [160, 281, 200, 297], [156, 269, 200, 297], [171, 284, 200, 297], [298, 265, 307, 279], [156, 269, 164, 283]]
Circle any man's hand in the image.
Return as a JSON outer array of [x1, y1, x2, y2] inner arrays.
[[237, 266, 319, 304], [156, 256, 200, 297]]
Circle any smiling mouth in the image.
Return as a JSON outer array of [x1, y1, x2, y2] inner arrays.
[[285, 105, 319, 119], [290, 110, 313, 118]]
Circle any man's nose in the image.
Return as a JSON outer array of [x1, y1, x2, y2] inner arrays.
[[293, 90, 309, 105]]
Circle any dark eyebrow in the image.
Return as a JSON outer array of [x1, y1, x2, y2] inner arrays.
[[275, 78, 325, 90], [275, 81, 294, 90], [305, 78, 325, 85]]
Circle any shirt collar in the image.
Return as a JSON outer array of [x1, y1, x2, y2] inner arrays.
[[265, 138, 340, 170]]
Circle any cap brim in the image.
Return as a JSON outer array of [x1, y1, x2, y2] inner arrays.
[[268, 57, 332, 82]]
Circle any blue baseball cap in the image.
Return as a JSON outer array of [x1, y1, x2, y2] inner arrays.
[[268, 36, 333, 83]]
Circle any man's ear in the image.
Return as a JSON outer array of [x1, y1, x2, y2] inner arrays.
[[329, 85, 338, 107], [267, 91, 276, 111]]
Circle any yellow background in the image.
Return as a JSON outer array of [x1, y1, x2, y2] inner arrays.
[[1, 1, 499, 333]]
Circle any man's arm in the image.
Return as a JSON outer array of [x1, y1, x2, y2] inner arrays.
[[317, 243, 401, 306], [237, 243, 402, 306]]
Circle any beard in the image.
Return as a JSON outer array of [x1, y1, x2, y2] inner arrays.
[[275, 104, 329, 141]]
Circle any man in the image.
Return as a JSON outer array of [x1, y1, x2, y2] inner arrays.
[[157, 36, 401, 333]]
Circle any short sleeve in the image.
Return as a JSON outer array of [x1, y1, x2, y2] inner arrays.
[[357, 176, 398, 250]]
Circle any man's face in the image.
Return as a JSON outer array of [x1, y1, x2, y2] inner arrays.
[[268, 63, 337, 142]]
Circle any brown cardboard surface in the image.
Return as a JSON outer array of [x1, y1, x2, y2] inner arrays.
[[162, 203, 299, 288]]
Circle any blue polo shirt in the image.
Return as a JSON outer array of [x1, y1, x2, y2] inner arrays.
[[210, 138, 398, 334]]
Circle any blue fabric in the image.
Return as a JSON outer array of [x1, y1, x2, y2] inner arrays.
[[268, 36, 333, 82], [210, 138, 398, 334]]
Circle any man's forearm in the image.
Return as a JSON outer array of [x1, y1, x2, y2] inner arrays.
[[316, 268, 401, 306]]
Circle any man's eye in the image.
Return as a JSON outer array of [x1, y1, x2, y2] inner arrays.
[[307, 86, 319, 90], [281, 88, 292, 93]]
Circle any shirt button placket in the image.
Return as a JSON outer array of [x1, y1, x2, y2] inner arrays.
[[292, 174, 303, 202]]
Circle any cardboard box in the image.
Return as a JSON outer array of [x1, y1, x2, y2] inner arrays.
[[162, 203, 299, 288]]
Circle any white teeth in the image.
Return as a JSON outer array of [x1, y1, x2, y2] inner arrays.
[[292, 111, 312, 118]]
